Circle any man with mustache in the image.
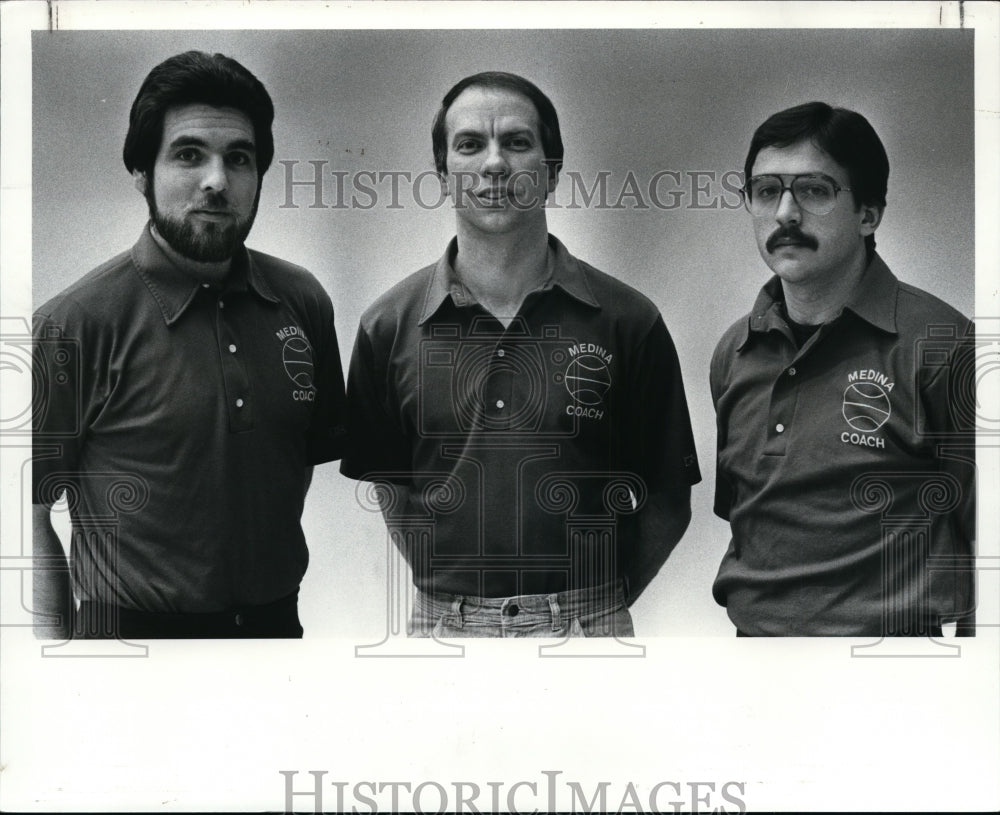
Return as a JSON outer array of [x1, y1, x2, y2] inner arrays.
[[32, 51, 347, 638], [341, 72, 700, 637], [711, 102, 975, 636]]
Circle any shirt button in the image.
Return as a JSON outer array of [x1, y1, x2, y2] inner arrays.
[[236, 398, 244, 408], [234, 613, 244, 626], [507, 603, 520, 617], [497, 349, 506, 358], [788, 367, 797, 376], [228, 344, 237, 353], [201, 283, 210, 289], [218, 300, 225, 309], [496, 400, 505, 409], [776, 423, 785, 433]]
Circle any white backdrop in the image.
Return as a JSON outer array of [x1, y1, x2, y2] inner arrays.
[[3, 3, 998, 813], [31, 26, 976, 638]]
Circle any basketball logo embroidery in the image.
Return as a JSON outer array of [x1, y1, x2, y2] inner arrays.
[[842, 381, 891, 432], [564, 353, 612, 406], [282, 335, 314, 388]]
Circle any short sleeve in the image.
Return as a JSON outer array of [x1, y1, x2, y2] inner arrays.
[[32, 310, 87, 505], [917, 321, 976, 630], [629, 315, 701, 488], [303, 287, 348, 465], [339, 322, 413, 483], [920, 325, 976, 542], [709, 334, 735, 521]]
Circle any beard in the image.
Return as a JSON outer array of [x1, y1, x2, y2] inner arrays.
[[146, 182, 258, 263]]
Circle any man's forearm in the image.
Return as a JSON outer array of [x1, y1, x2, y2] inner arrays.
[[32, 504, 72, 639], [623, 485, 692, 606]]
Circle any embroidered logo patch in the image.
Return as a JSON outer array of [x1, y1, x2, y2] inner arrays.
[[841, 369, 894, 448], [562, 342, 613, 420], [276, 325, 315, 401]]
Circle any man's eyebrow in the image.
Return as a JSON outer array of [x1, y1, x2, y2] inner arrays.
[[450, 128, 485, 141], [450, 126, 535, 141], [165, 135, 256, 152]]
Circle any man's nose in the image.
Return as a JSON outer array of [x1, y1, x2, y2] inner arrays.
[[774, 187, 801, 225], [200, 156, 229, 193], [481, 142, 510, 176]]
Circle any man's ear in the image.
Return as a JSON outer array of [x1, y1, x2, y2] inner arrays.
[[133, 170, 148, 196], [436, 170, 451, 200], [859, 203, 883, 236], [546, 160, 561, 196]]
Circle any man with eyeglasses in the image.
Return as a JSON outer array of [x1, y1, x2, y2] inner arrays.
[[710, 101, 975, 637]]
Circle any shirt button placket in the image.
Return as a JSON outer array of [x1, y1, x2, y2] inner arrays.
[[486, 341, 514, 429], [216, 295, 251, 432]]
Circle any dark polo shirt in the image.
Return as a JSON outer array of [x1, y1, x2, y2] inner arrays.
[[710, 254, 976, 636], [33, 225, 346, 612], [341, 235, 700, 597]]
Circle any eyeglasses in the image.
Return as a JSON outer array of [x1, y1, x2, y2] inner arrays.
[[742, 173, 852, 217]]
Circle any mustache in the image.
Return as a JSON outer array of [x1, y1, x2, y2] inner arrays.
[[193, 191, 229, 210], [766, 225, 818, 253]]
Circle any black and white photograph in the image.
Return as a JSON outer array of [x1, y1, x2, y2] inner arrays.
[[1, 1, 998, 812]]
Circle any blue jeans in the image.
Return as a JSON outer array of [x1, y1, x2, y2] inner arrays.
[[409, 581, 634, 638]]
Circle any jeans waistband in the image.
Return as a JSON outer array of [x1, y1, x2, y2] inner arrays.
[[415, 580, 626, 628]]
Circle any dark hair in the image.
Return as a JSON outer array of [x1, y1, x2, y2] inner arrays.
[[431, 71, 563, 181], [123, 51, 275, 177], [744, 101, 889, 256]]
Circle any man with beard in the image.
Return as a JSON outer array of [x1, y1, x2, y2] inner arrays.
[[341, 72, 700, 637], [32, 51, 346, 638], [711, 102, 976, 636]]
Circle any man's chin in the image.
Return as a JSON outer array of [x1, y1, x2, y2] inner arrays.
[[155, 217, 249, 263], [456, 205, 542, 233], [769, 259, 821, 285]]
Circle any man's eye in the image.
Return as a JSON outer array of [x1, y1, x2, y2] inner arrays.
[[175, 149, 200, 162], [507, 137, 532, 149], [801, 184, 833, 199], [455, 140, 480, 153], [229, 153, 253, 167], [754, 184, 780, 200]]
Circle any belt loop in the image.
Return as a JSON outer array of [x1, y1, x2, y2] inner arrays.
[[450, 596, 465, 629], [547, 593, 561, 632]]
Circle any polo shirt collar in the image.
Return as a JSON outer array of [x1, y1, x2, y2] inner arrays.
[[417, 233, 601, 325], [841, 252, 899, 334], [737, 252, 899, 351], [131, 223, 280, 326]]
